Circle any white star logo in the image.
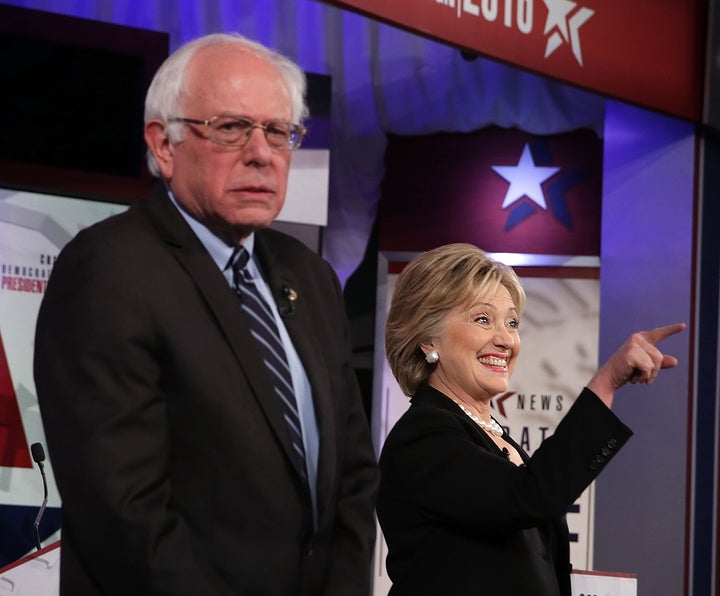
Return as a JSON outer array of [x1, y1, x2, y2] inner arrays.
[[543, 0, 594, 66], [491, 144, 560, 210]]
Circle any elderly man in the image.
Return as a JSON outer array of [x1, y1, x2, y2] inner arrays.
[[34, 33, 378, 596]]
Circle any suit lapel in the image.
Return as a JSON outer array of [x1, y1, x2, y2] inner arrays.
[[143, 188, 302, 478]]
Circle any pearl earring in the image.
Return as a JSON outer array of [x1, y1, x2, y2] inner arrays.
[[425, 349, 439, 364]]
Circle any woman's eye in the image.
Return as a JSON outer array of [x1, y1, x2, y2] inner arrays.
[[509, 319, 520, 329], [475, 315, 490, 325]]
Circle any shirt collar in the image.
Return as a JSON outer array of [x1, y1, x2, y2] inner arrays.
[[166, 188, 255, 272]]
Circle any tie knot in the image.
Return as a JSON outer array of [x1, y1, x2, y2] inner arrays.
[[231, 246, 250, 273]]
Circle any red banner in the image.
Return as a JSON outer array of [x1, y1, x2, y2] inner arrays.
[[323, 0, 706, 122]]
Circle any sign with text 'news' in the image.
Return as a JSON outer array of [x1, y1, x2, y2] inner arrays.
[[324, 0, 705, 121]]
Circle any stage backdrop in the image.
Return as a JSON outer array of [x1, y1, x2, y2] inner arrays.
[[0, 189, 128, 565]]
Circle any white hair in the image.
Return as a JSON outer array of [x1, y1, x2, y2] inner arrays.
[[144, 33, 308, 177]]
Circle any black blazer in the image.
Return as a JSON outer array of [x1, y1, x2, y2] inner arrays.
[[377, 384, 632, 596], [34, 185, 379, 596]]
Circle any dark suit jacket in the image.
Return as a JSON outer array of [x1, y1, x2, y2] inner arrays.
[[33, 185, 379, 596], [377, 384, 632, 596]]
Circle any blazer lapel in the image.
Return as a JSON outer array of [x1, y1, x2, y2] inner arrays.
[[412, 385, 515, 459], [143, 188, 300, 474]]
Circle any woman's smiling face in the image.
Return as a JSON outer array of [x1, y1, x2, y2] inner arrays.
[[426, 284, 521, 403]]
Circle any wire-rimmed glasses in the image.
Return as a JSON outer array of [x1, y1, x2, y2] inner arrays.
[[169, 114, 307, 151]]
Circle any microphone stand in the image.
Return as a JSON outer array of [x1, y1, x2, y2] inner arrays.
[[31, 442, 48, 551]]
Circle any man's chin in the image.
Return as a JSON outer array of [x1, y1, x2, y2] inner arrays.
[[224, 213, 278, 242]]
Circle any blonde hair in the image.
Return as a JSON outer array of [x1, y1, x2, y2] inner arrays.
[[385, 243, 525, 396]]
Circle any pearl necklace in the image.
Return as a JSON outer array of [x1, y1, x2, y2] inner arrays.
[[453, 401, 504, 437]]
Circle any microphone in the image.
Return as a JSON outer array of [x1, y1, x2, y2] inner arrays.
[[501, 447, 510, 460], [30, 442, 48, 551], [279, 285, 297, 318]]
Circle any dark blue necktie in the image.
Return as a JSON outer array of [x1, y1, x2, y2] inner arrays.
[[231, 247, 308, 484]]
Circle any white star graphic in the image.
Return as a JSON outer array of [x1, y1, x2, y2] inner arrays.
[[491, 144, 560, 210], [543, 0, 594, 66], [543, 0, 576, 39]]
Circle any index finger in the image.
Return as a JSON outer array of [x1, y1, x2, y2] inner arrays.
[[642, 322, 686, 346]]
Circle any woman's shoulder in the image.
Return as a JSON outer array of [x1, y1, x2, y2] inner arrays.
[[382, 391, 470, 451]]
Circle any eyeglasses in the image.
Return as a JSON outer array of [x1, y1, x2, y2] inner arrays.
[[169, 115, 307, 151]]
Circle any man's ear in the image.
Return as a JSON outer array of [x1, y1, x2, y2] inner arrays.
[[144, 120, 174, 179]]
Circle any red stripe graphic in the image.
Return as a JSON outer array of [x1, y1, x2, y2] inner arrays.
[[0, 331, 32, 468]]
